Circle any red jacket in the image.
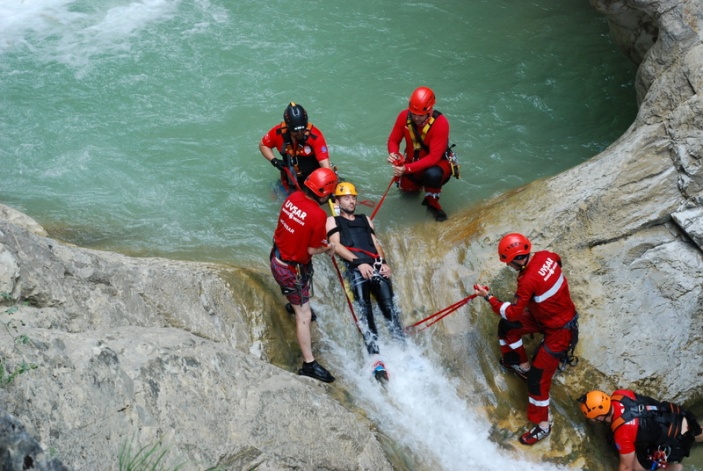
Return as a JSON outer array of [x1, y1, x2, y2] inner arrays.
[[387, 110, 449, 174], [488, 250, 576, 329], [611, 389, 639, 455], [273, 191, 327, 265], [261, 123, 329, 163]]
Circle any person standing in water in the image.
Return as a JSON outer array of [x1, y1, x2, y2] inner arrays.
[[260, 102, 332, 192]]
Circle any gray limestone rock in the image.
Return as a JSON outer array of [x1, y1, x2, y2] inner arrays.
[[0, 412, 69, 471]]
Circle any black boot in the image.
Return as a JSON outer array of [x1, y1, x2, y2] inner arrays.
[[421, 196, 447, 222], [298, 360, 335, 383]]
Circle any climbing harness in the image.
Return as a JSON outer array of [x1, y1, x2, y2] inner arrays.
[[276, 122, 318, 191], [610, 393, 688, 458], [406, 110, 439, 161], [548, 313, 579, 370], [405, 110, 460, 179], [648, 446, 670, 469], [560, 314, 579, 369]]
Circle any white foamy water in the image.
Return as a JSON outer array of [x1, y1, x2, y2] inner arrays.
[[0, 0, 179, 72], [317, 309, 572, 470]]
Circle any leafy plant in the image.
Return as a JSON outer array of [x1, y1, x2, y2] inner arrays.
[[0, 292, 38, 386], [118, 440, 187, 471]]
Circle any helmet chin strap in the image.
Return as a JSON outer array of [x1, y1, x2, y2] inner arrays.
[[519, 253, 531, 271]]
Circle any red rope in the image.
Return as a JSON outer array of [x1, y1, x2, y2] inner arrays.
[[282, 167, 302, 193], [405, 294, 478, 334], [370, 176, 397, 221], [329, 255, 361, 333]]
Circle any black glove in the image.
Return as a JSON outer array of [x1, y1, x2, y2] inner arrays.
[[271, 158, 285, 170]]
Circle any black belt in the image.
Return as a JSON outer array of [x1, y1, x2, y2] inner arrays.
[[272, 245, 302, 267]]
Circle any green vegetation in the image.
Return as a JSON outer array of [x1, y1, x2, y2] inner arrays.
[[0, 292, 37, 386], [118, 441, 188, 471]]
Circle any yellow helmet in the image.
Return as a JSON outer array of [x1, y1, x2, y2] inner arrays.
[[334, 182, 357, 197], [578, 391, 611, 419]]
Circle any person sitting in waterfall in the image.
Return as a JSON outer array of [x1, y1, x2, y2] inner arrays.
[[578, 389, 703, 471], [259, 102, 332, 193], [473, 233, 579, 445], [386, 86, 454, 222], [325, 181, 404, 379]]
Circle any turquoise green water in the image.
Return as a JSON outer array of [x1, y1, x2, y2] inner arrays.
[[0, 0, 637, 266]]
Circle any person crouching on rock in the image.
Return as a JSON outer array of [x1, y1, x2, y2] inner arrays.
[[578, 389, 703, 470]]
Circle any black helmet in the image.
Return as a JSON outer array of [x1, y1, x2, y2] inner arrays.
[[283, 102, 308, 132]]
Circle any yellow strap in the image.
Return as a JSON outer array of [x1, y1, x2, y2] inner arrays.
[[406, 115, 435, 152]]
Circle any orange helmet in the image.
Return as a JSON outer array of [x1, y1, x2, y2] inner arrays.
[[304, 168, 338, 197], [408, 86, 436, 115], [578, 391, 611, 419], [498, 233, 532, 263]]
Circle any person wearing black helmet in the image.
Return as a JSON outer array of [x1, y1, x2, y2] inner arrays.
[[259, 102, 332, 193]]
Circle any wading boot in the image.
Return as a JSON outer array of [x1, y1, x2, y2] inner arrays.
[[421, 195, 447, 222]]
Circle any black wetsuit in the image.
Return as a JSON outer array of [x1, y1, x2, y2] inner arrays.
[[329, 214, 404, 354]]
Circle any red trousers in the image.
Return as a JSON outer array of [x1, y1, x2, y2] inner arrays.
[[498, 311, 573, 424]]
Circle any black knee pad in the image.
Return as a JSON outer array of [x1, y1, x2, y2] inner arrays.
[[503, 351, 521, 365], [498, 318, 523, 337], [527, 367, 544, 396]]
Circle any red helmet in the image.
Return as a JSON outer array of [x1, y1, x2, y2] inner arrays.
[[408, 86, 436, 115], [304, 168, 338, 197], [498, 233, 532, 263]]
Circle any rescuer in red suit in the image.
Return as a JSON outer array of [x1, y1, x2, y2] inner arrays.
[[270, 167, 338, 382], [474, 233, 579, 445], [260, 102, 331, 192], [387, 86, 453, 221], [579, 389, 703, 470]]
